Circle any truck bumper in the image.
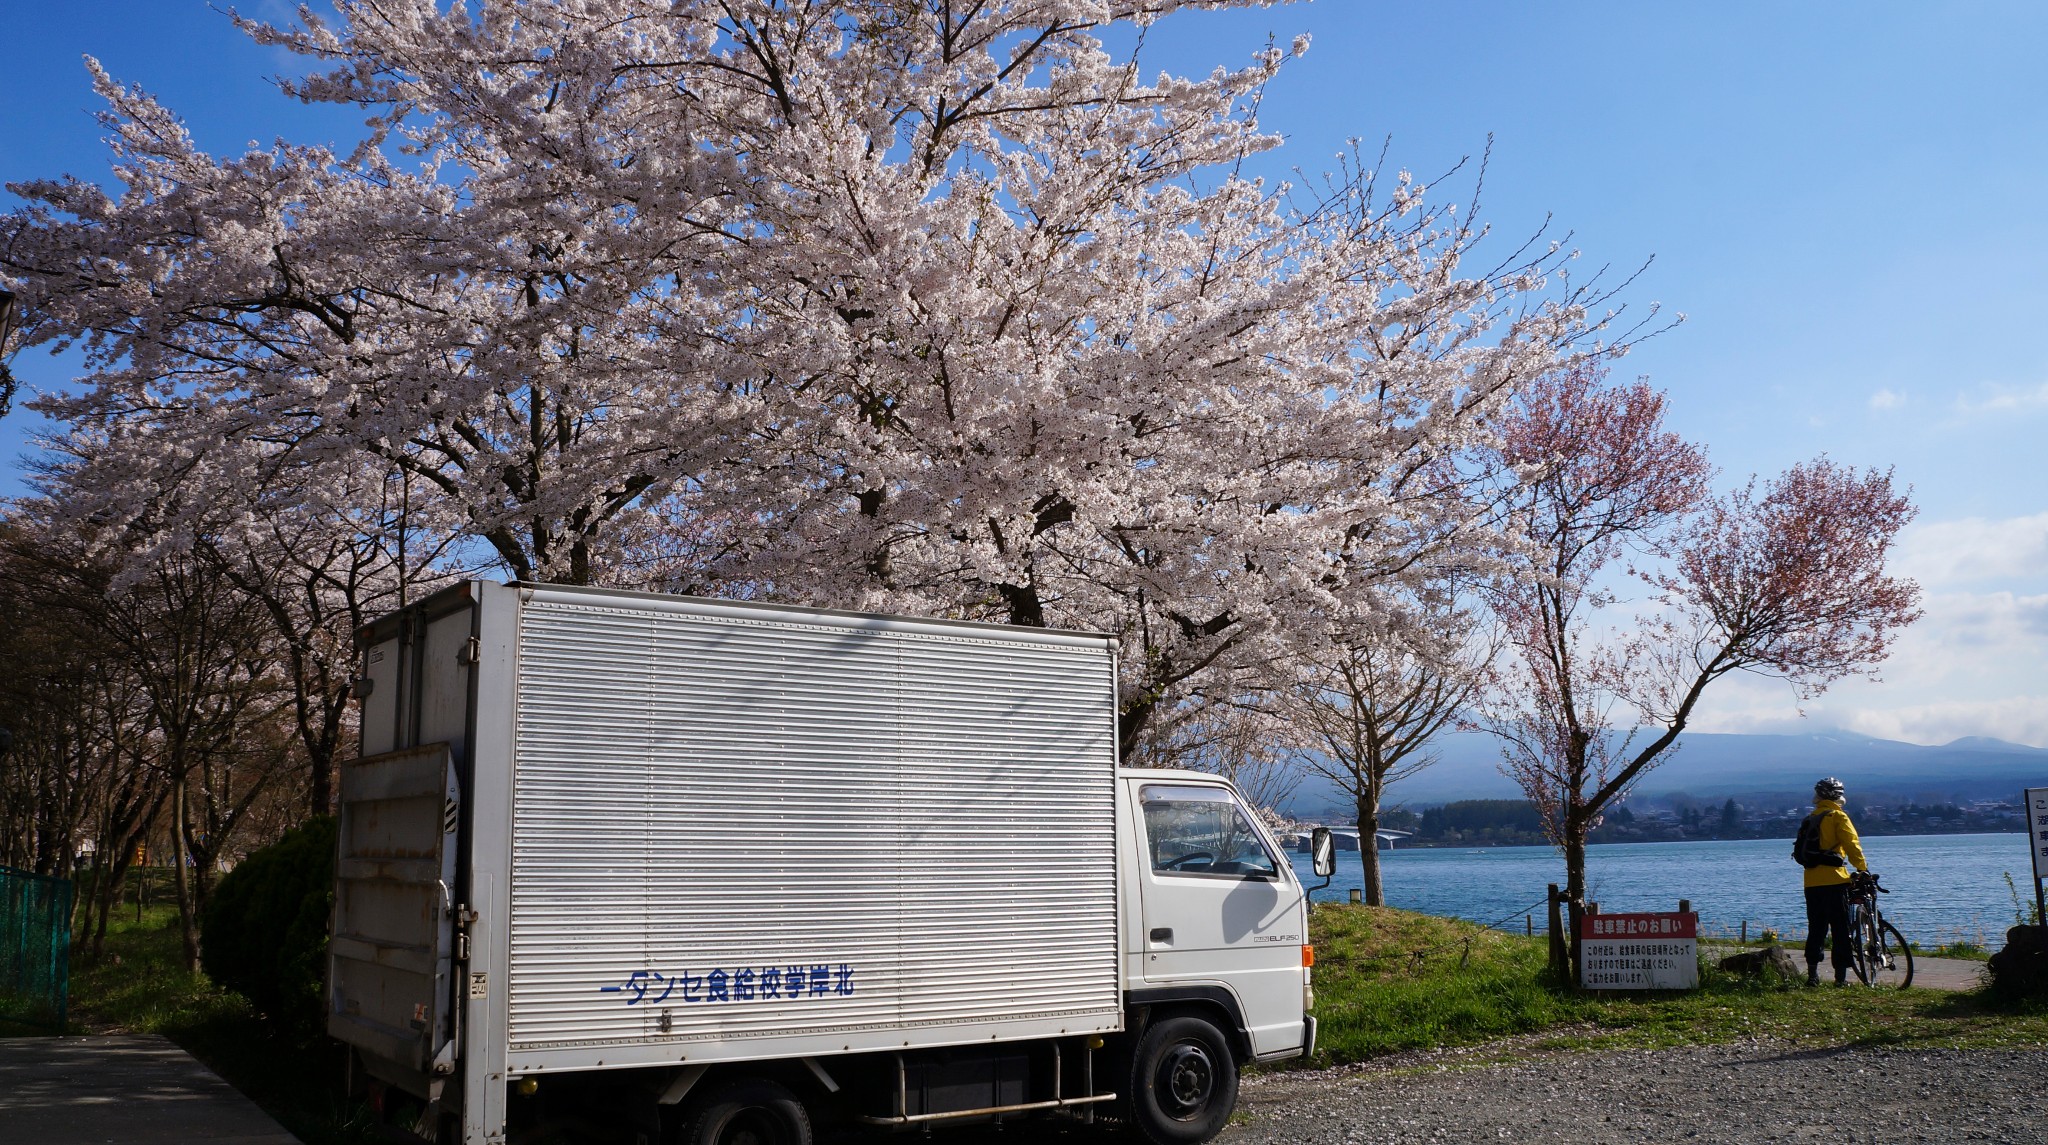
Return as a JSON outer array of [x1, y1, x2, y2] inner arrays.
[[1253, 1016, 1316, 1064]]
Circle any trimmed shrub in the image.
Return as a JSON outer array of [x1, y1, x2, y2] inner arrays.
[[201, 816, 336, 1041]]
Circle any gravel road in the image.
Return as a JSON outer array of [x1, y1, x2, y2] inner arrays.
[[1221, 1040, 2047, 1144]]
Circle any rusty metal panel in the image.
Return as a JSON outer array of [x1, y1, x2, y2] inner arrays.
[[419, 611, 473, 761], [358, 633, 402, 758]]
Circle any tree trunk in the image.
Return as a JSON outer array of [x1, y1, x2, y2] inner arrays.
[[311, 756, 332, 819], [1563, 826, 1589, 985], [1355, 793, 1385, 907], [169, 780, 200, 974], [309, 699, 344, 818], [85, 858, 131, 962]]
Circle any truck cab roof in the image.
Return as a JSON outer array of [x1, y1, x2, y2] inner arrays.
[[1116, 767, 1238, 786]]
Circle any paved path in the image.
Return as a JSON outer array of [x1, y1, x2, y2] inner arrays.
[[1707, 944, 1984, 990], [1907, 954, 1984, 991], [0, 1034, 299, 1144]]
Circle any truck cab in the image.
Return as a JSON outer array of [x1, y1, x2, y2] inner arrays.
[[1122, 770, 1315, 1060], [1113, 769, 1318, 1143]]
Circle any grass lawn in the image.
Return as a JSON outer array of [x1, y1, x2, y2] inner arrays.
[[14, 904, 375, 1145], [1305, 903, 2048, 1067]]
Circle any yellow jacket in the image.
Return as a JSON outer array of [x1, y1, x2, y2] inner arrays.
[[1802, 799, 1868, 888]]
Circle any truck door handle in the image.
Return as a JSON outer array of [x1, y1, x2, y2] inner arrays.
[[1149, 927, 1173, 943]]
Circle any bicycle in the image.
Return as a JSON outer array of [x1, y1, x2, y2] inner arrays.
[[1845, 872, 1913, 988]]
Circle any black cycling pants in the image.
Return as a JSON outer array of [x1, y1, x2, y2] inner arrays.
[[1805, 884, 1851, 970]]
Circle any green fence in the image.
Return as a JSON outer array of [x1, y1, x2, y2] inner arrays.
[[1, 865, 72, 1030]]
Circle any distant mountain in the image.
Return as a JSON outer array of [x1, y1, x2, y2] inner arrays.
[[1279, 729, 2048, 816]]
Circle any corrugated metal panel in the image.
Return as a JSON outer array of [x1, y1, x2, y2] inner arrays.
[[506, 592, 1121, 1054]]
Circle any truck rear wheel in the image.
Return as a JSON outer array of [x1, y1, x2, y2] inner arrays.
[[672, 1078, 812, 1145], [1128, 1015, 1237, 1144]]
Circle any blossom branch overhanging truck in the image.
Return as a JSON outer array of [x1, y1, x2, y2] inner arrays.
[[330, 581, 1330, 1145]]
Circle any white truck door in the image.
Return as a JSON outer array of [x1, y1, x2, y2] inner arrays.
[[1132, 782, 1305, 1056]]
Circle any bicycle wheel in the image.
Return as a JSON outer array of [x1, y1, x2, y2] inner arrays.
[[1846, 901, 1875, 983], [1853, 917, 1914, 988]]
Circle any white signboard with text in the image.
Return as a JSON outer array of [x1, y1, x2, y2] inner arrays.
[[1579, 911, 1699, 990]]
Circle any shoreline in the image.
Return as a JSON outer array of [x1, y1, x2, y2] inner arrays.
[[1301, 828, 2029, 854]]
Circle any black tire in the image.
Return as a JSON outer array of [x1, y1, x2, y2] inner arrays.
[[672, 1078, 812, 1145], [1128, 1014, 1238, 1145], [1851, 915, 1914, 989]]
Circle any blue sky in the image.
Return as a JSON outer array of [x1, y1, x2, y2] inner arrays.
[[3, 2, 2044, 744]]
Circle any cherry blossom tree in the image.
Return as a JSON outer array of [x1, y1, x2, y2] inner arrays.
[[4, 1, 1634, 757], [1283, 600, 1489, 906], [1489, 366, 1920, 963], [3, 494, 293, 973], [190, 454, 469, 816]]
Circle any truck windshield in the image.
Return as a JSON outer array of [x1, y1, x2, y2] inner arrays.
[[1139, 785, 1279, 879]]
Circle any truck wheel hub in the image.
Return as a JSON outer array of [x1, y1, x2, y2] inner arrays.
[[1160, 1043, 1214, 1114]]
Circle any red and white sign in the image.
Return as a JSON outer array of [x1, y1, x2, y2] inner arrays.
[[1579, 911, 1699, 990]]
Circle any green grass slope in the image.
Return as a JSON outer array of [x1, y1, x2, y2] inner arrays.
[[1306, 903, 2048, 1067]]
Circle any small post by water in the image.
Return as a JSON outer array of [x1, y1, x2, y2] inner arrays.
[[1678, 899, 1691, 916], [1741, 919, 1748, 944], [1526, 915, 1533, 936], [1546, 884, 1566, 976], [1349, 888, 1362, 905]]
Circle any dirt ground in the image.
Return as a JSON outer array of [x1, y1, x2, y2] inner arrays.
[[1221, 1039, 2044, 1144]]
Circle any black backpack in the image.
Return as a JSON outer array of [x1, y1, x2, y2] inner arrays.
[[1792, 812, 1846, 869]]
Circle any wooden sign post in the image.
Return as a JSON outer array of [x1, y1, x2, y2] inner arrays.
[[2026, 787, 2048, 926]]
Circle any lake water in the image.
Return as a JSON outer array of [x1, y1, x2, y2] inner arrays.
[[1283, 832, 2038, 945]]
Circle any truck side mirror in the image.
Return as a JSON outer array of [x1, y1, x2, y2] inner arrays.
[[1310, 827, 1336, 878]]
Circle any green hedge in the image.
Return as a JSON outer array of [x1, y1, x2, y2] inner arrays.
[[200, 816, 335, 1041]]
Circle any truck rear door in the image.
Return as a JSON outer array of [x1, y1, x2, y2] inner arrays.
[[328, 585, 478, 1100], [329, 743, 463, 1095]]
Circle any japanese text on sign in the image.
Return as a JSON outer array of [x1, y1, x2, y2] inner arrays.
[[601, 963, 855, 1006], [1579, 911, 1698, 990], [1585, 915, 1694, 938]]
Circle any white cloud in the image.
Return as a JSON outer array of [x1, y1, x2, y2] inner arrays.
[[1689, 693, 2048, 749], [1840, 590, 2047, 689], [1869, 387, 1905, 410], [1952, 381, 2048, 418], [1891, 513, 2048, 588], [1617, 513, 2048, 747], [1837, 698, 2048, 749], [1684, 590, 2048, 746]]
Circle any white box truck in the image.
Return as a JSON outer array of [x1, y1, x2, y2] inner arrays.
[[330, 581, 1329, 1145]]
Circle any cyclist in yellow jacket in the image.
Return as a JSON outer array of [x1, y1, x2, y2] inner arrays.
[[1795, 777, 1871, 986]]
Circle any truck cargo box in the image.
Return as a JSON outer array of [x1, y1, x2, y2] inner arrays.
[[332, 583, 1124, 1096]]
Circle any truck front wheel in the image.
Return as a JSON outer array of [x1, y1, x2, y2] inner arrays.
[[672, 1078, 812, 1145], [1128, 1015, 1238, 1144]]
